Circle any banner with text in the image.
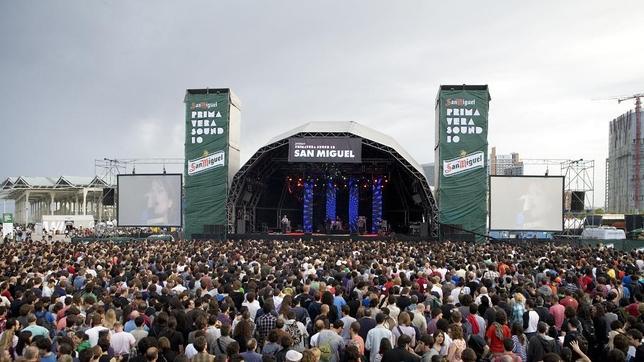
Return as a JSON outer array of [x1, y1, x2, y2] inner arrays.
[[288, 137, 362, 163], [436, 85, 490, 240], [184, 90, 231, 239]]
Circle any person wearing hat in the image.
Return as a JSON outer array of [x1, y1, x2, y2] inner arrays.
[[285, 349, 303, 362]]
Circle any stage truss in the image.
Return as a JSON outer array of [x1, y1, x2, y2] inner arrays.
[[94, 158, 184, 185], [521, 158, 595, 234]]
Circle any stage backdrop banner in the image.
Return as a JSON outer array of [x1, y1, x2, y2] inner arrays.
[[184, 89, 241, 239], [288, 137, 362, 163], [435, 85, 490, 240]]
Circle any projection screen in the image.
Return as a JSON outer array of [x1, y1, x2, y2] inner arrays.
[[489, 176, 563, 231], [117, 174, 182, 227]]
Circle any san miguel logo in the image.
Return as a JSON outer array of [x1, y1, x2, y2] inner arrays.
[[190, 101, 218, 110], [445, 98, 475, 107], [443, 151, 484, 177], [188, 150, 225, 176]]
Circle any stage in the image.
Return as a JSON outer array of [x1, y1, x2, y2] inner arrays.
[[226, 122, 438, 240], [226, 232, 427, 242]]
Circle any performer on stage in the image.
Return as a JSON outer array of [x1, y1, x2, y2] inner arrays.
[[281, 215, 290, 233], [332, 216, 342, 231]]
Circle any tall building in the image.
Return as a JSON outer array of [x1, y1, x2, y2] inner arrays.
[[421, 163, 435, 187], [490, 147, 524, 175], [606, 110, 644, 213]]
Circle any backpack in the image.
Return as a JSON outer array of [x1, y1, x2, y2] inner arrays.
[[318, 334, 334, 362], [286, 321, 303, 346], [35, 310, 55, 337]]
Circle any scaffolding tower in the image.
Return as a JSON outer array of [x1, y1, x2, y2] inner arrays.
[[519, 158, 595, 233]]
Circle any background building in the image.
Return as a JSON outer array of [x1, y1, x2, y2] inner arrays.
[[606, 110, 644, 213], [421, 163, 435, 187], [0, 176, 113, 224], [490, 147, 524, 175]]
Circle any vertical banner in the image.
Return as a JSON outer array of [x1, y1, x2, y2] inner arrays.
[[435, 85, 490, 240], [184, 89, 241, 239]]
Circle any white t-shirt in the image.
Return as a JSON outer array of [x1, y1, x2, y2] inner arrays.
[[86, 326, 109, 347], [185, 344, 198, 359], [310, 332, 321, 347], [172, 284, 187, 294], [242, 300, 261, 320], [525, 310, 540, 334], [110, 331, 135, 355], [431, 285, 443, 299]]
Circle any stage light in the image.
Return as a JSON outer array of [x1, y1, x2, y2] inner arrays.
[[326, 180, 336, 222], [349, 177, 359, 234], [372, 176, 383, 233], [303, 180, 314, 233]]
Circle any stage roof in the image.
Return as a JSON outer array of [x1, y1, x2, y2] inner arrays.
[[268, 121, 425, 176]]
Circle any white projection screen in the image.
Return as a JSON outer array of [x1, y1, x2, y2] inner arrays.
[[117, 174, 182, 227], [489, 176, 564, 231]]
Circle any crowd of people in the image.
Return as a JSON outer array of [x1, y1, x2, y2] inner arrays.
[[0, 238, 643, 362]]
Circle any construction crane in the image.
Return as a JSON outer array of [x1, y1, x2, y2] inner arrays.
[[617, 93, 644, 211]]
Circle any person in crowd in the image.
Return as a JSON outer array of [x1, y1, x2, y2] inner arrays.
[[510, 322, 527, 362], [366, 313, 394, 362], [447, 324, 466, 362], [486, 310, 511, 356], [382, 334, 419, 362]]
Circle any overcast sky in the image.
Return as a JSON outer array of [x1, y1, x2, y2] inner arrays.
[[1, 1, 643, 209]]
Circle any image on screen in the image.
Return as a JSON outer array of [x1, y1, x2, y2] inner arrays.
[[489, 176, 563, 231], [117, 174, 182, 227]]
